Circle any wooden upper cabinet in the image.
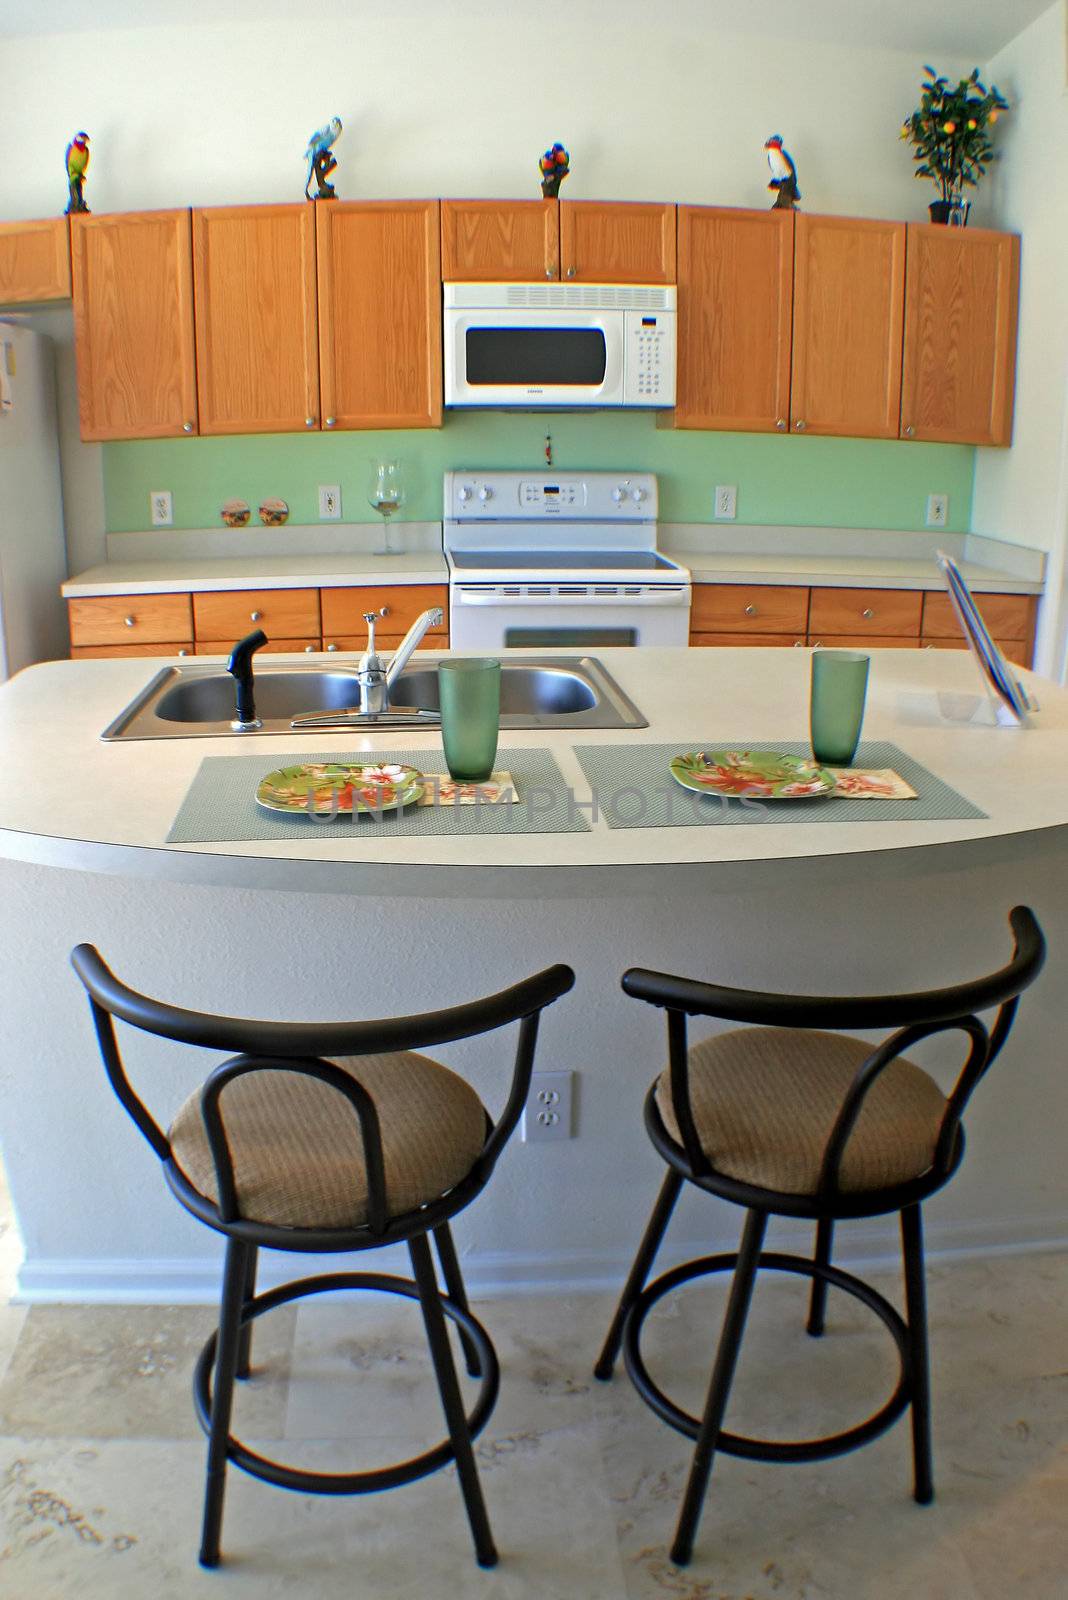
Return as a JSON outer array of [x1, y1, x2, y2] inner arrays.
[[791, 214, 906, 439], [0, 219, 71, 304], [192, 204, 319, 435], [672, 207, 793, 431], [317, 200, 442, 430], [70, 210, 198, 441], [559, 202, 676, 283], [441, 200, 558, 281], [901, 225, 1020, 447]]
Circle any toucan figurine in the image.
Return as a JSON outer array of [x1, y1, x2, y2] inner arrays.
[[764, 134, 800, 210], [304, 117, 343, 201], [65, 132, 91, 215]]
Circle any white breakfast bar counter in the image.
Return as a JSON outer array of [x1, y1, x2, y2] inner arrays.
[[0, 647, 1066, 1302]]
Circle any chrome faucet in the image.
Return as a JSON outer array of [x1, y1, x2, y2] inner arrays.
[[355, 606, 443, 715]]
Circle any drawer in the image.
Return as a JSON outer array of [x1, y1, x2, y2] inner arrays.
[[319, 585, 449, 638], [809, 634, 919, 649], [921, 591, 1035, 641], [195, 637, 321, 656], [322, 633, 447, 655], [70, 641, 193, 658], [690, 584, 809, 634], [690, 632, 804, 648], [807, 588, 922, 639], [67, 592, 193, 647], [192, 588, 321, 641], [922, 635, 1031, 667]]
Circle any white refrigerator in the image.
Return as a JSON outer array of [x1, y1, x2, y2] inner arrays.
[[0, 322, 69, 682]]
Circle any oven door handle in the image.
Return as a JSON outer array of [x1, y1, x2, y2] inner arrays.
[[452, 586, 691, 606]]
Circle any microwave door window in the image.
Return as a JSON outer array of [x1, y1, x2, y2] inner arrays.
[[465, 327, 608, 386]]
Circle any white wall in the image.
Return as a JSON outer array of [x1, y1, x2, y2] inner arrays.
[[972, 0, 1068, 676]]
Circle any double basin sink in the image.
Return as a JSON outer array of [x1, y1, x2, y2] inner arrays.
[[101, 655, 647, 739]]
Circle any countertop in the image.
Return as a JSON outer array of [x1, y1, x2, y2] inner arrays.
[[62, 550, 449, 598], [0, 647, 1062, 896], [663, 549, 1041, 593]]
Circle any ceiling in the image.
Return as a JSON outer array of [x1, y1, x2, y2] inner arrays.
[[0, 0, 1054, 58]]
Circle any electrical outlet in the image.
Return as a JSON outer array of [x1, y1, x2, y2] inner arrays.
[[714, 484, 737, 520], [319, 484, 342, 520], [150, 490, 173, 527], [521, 1070, 574, 1142], [926, 493, 948, 528]]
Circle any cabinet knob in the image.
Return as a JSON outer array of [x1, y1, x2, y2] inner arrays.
[[304, 644, 315, 653], [904, 424, 915, 437], [325, 416, 336, 428], [327, 642, 338, 652], [862, 608, 874, 620], [775, 418, 787, 431], [182, 422, 194, 434], [250, 610, 263, 622], [378, 605, 389, 618], [178, 648, 190, 657], [566, 266, 576, 278], [793, 639, 805, 647], [545, 267, 553, 279], [744, 605, 757, 617], [123, 614, 135, 627], [305, 416, 315, 429], [794, 419, 807, 432]]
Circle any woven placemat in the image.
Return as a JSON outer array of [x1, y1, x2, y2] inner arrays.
[[571, 741, 986, 830], [166, 747, 587, 843]]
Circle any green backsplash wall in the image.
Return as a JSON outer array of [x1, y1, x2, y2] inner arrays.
[[104, 412, 975, 534]]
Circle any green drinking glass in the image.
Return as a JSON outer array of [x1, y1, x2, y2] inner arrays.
[[437, 658, 501, 782], [810, 649, 870, 766]]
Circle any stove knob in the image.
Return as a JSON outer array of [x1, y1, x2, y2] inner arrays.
[[631, 486, 647, 504], [457, 484, 473, 503], [478, 485, 493, 503], [611, 485, 627, 504]]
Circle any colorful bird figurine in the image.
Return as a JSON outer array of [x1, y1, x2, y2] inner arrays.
[[539, 142, 570, 200], [304, 117, 343, 201], [764, 134, 801, 210], [64, 132, 91, 215]]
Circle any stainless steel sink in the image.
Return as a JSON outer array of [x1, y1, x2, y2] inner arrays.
[[101, 656, 646, 739]]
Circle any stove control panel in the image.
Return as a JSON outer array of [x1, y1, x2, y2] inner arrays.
[[445, 471, 658, 519]]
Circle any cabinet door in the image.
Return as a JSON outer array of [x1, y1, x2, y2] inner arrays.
[[193, 204, 319, 435], [808, 587, 922, 639], [0, 218, 71, 304], [317, 201, 442, 430], [791, 215, 905, 439], [70, 210, 198, 441], [559, 202, 676, 283], [690, 583, 808, 635], [441, 200, 558, 281], [901, 226, 1020, 447], [673, 207, 793, 431], [67, 593, 193, 647], [192, 588, 321, 642], [320, 584, 449, 639]]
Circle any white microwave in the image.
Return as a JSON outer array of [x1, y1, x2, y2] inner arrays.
[[443, 282, 676, 409]]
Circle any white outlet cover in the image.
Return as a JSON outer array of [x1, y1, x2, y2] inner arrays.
[[926, 493, 949, 528], [150, 490, 173, 527], [318, 484, 342, 520], [714, 485, 738, 520], [521, 1069, 573, 1142]]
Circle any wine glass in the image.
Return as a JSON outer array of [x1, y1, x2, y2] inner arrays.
[[367, 459, 406, 556]]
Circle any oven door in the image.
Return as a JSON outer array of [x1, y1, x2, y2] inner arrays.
[[444, 308, 625, 407], [449, 582, 691, 649]]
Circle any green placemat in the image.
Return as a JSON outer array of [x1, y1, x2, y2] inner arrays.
[[166, 747, 587, 843], [571, 741, 986, 829]]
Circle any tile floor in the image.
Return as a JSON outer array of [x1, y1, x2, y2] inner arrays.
[[1, 1164, 1067, 1599]]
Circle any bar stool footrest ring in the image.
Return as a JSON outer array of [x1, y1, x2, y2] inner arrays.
[[194, 1269, 499, 1494], [622, 1249, 912, 1464]]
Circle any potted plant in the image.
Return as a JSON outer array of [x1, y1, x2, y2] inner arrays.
[[901, 66, 1008, 224]]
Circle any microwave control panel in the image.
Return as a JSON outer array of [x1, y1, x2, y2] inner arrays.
[[624, 311, 676, 407]]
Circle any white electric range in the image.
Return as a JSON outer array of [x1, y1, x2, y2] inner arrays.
[[443, 470, 691, 650]]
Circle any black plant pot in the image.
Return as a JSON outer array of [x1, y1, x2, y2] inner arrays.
[[929, 201, 953, 224]]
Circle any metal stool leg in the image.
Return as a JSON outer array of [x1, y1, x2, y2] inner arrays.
[[595, 1168, 683, 1380], [409, 1233, 498, 1568], [433, 1222, 482, 1379], [235, 1245, 259, 1380], [199, 1238, 252, 1567], [670, 1208, 768, 1567], [806, 1218, 834, 1337], [900, 1204, 934, 1505]]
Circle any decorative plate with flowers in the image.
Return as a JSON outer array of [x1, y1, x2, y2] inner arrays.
[[669, 750, 836, 800], [256, 762, 424, 816]]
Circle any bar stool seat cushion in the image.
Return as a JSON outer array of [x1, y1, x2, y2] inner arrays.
[[654, 1027, 946, 1196], [169, 1051, 488, 1229]]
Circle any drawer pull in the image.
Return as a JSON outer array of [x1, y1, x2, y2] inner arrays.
[[123, 614, 135, 627], [182, 422, 194, 434], [904, 424, 915, 437], [744, 605, 757, 617], [862, 608, 874, 620], [794, 419, 807, 432], [304, 644, 315, 653], [775, 418, 787, 431], [566, 266, 576, 278], [325, 416, 336, 428], [178, 648, 190, 657], [327, 642, 339, 652], [305, 416, 315, 429], [250, 610, 263, 622], [545, 267, 554, 279]]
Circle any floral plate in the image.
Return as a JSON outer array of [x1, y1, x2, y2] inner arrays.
[[669, 750, 837, 801], [256, 762, 424, 816]]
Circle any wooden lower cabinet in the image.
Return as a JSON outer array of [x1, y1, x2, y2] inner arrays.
[[71, 642, 193, 658], [192, 588, 320, 642], [691, 583, 808, 635], [807, 587, 922, 639], [320, 584, 448, 640], [67, 592, 192, 648]]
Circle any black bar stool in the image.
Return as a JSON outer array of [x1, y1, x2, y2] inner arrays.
[[594, 907, 1045, 1567], [71, 944, 574, 1570]]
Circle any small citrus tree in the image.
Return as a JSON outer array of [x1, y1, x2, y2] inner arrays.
[[901, 67, 1009, 204]]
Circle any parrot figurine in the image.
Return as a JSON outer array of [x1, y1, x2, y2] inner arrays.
[[539, 142, 570, 200], [764, 134, 800, 210], [304, 117, 343, 201], [65, 132, 91, 215]]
